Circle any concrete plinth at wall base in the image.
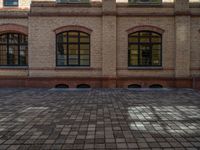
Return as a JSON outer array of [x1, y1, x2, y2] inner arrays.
[[0, 76, 199, 89]]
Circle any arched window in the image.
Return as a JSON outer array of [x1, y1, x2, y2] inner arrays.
[[128, 31, 162, 67], [0, 33, 28, 66], [56, 31, 90, 66]]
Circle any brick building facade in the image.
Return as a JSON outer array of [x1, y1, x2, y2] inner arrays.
[[0, 0, 200, 89]]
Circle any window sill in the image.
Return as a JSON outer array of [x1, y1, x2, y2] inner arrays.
[[128, 66, 163, 70], [3, 5, 19, 7], [55, 66, 92, 70], [56, 3, 91, 7], [0, 66, 28, 70], [128, 3, 162, 7]]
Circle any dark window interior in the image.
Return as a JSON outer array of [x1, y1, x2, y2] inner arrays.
[[128, 31, 162, 67], [149, 84, 163, 88], [4, 0, 18, 6], [55, 84, 69, 88], [128, 84, 142, 88], [77, 84, 91, 88], [0, 33, 28, 66], [56, 31, 90, 66]]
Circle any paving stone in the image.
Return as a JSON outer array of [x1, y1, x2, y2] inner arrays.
[[0, 88, 199, 149]]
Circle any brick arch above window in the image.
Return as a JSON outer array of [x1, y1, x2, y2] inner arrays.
[[126, 25, 165, 34], [0, 24, 28, 35], [54, 25, 93, 34]]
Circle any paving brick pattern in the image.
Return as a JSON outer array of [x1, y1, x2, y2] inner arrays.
[[0, 88, 200, 150]]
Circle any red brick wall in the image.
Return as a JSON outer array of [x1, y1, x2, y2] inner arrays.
[[0, 77, 196, 89]]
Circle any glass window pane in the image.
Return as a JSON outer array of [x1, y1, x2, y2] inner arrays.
[[140, 32, 150, 37], [0, 45, 7, 65], [57, 34, 63, 43], [152, 44, 161, 50], [69, 44, 78, 51], [19, 45, 28, 65], [80, 50, 89, 55], [80, 55, 89, 60], [56, 31, 90, 66], [80, 44, 89, 50], [68, 59, 78, 65], [129, 37, 138, 43], [130, 57, 138, 66], [140, 44, 151, 50], [19, 34, 28, 44], [69, 55, 78, 59], [8, 45, 18, 65], [130, 49, 138, 55], [68, 37, 78, 43], [63, 32, 67, 43], [80, 37, 89, 43], [152, 32, 160, 37], [69, 49, 78, 55], [130, 32, 138, 37], [152, 49, 160, 65], [80, 59, 89, 66], [58, 55, 67, 60], [19, 51, 26, 65], [128, 31, 161, 67], [80, 32, 88, 37], [151, 37, 161, 43], [8, 33, 18, 44], [140, 49, 151, 66], [140, 37, 150, 43], [152, 54, 160, 65], [57, 59, 67, 66], [4, 0, 18, 6], [0, 34, 7, 44], [0, 33, 28, 66], [68, 32, 78, 36], [129, 44, 138, 50], [58, 44, 67, 55], [129, 49, 138, 65]]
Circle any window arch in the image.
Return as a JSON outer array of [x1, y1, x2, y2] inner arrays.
[[128, 31, 162, 67], [0, 33, 28, 66], [56, 31, 90, 66]]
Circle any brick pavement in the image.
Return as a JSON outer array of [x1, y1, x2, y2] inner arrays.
[[0, 88, 199, 150]]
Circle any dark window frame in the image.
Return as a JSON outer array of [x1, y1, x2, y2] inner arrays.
[[128, 30, 162, 67], [0, 33, 28, 66], [128, 0, 162, 5], [57, 0, 90, 3], [56, 30, 90, 67], [3, 0, 19, 7]]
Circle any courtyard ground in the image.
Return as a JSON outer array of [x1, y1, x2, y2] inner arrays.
[[0, 88, 200, 150]]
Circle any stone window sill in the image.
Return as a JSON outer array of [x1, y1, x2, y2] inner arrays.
[[128, 67, 163, 70], [0, 66, 28, 70], [55, 66, 92, 70]]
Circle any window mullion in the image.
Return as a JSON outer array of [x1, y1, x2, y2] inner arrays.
[[18, 34, 20, 66], [7, 33, 9, 66], [150, 33, 152, 66], [138, 32, 140, 66], [67, 32, 69, 66], [78, 32, 80, 66]]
